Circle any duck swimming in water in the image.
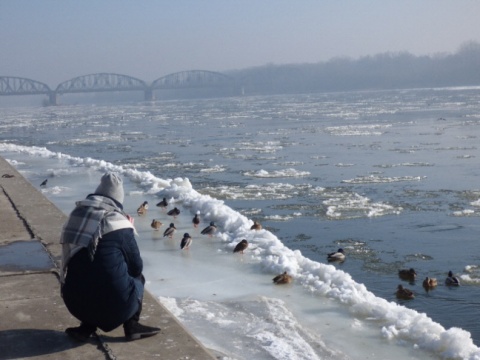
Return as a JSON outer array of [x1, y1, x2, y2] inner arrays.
[[163, 223, 177, 238], [327, 248, 345, 262], [423, 277, 438, 289], [445, 271, 460, 286], [201, 221, 217, 236], [180, 233, 192, 250], [137, 201, 148, 215], [398, 268, 417, 282], [272, 271, 293, 285], [233, 239, 248, 254], [396, 284, 414, 300]]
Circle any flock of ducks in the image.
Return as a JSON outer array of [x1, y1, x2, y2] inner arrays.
[[326, 252, 461, 301], [310, 247, 461, 301], [137, 198, 257, 257], [135, 198, 298, 285], [395, 268, 460, 300], [30, 175, 467, 298], [138, 199, 462, 295]]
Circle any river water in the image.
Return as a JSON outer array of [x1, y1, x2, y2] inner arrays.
[[1, 87, 480, 359]]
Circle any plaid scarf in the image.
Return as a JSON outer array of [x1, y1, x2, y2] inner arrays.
[[60, 195, 134, 281]]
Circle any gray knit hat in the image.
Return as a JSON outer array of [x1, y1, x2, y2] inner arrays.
[[94, 172, 125, 204]]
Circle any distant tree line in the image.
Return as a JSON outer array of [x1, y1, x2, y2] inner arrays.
[[228, 41, 480, 95]]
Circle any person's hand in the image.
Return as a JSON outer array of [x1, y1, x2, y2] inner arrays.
[[127, 214, 134, 225]]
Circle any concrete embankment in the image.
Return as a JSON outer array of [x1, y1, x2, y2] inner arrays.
[[0, 156, 216, 360]]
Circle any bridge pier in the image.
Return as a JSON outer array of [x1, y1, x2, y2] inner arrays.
[[48, 91, 57, 106], [144, 88, 155, 101]]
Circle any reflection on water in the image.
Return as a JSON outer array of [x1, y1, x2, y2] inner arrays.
[[0, 240, 53, 271]]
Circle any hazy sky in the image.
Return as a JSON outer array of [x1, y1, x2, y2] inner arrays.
[[1, 1, 479, 86]]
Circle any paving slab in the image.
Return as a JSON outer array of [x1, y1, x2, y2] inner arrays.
[[0, 272, 102, 360]]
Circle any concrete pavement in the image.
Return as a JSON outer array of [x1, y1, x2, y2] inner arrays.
[[0, 156, 217, 360]]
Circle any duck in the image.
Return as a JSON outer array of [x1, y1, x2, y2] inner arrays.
[[445, 271, 460, 286], [40, 179, 48, 187], [398, 268, 417, 282], [167, 207, 180, 217], [156, 197, 168, 208], [201, 221, 217, 236], [180, 233, 193, 250], [151, 219, 162, 230], [327, 248, 345, 262], [137, 201, 149, 215], [423, 277, 438, 289], [233, 239, 248, 254], [163, 223, 177, 238], [250, 220, 262, 231], [192, 213, 200, 228], [396, 284, 414, 300], [272, 271, 293, 285]]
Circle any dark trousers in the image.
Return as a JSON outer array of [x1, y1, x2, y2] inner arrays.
[[125, 274, 145, 325], [64, 273, 145, 333]]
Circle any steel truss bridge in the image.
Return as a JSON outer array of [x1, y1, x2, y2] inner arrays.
[[0, 70, 237, 105]]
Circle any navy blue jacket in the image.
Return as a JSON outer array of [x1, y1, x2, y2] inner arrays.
[[62, 226, 143, 332]]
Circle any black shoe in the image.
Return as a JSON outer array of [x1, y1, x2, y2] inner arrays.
[[65, 323, 96, 342], [124, 322, 161, 341]]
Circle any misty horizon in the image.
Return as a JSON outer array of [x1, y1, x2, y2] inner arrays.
[[2, 1, 480, 86], [1, 40, 478, 88], [2, 41, 480, 107]]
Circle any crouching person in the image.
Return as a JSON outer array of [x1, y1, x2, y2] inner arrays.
[[60, 172, 160, 341]]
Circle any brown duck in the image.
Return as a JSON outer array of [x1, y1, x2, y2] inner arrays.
[[272, 271, 293, 285], [151, 219, 162, 230], [233, 239, 248, 254], [396, 284, 414, 300]]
